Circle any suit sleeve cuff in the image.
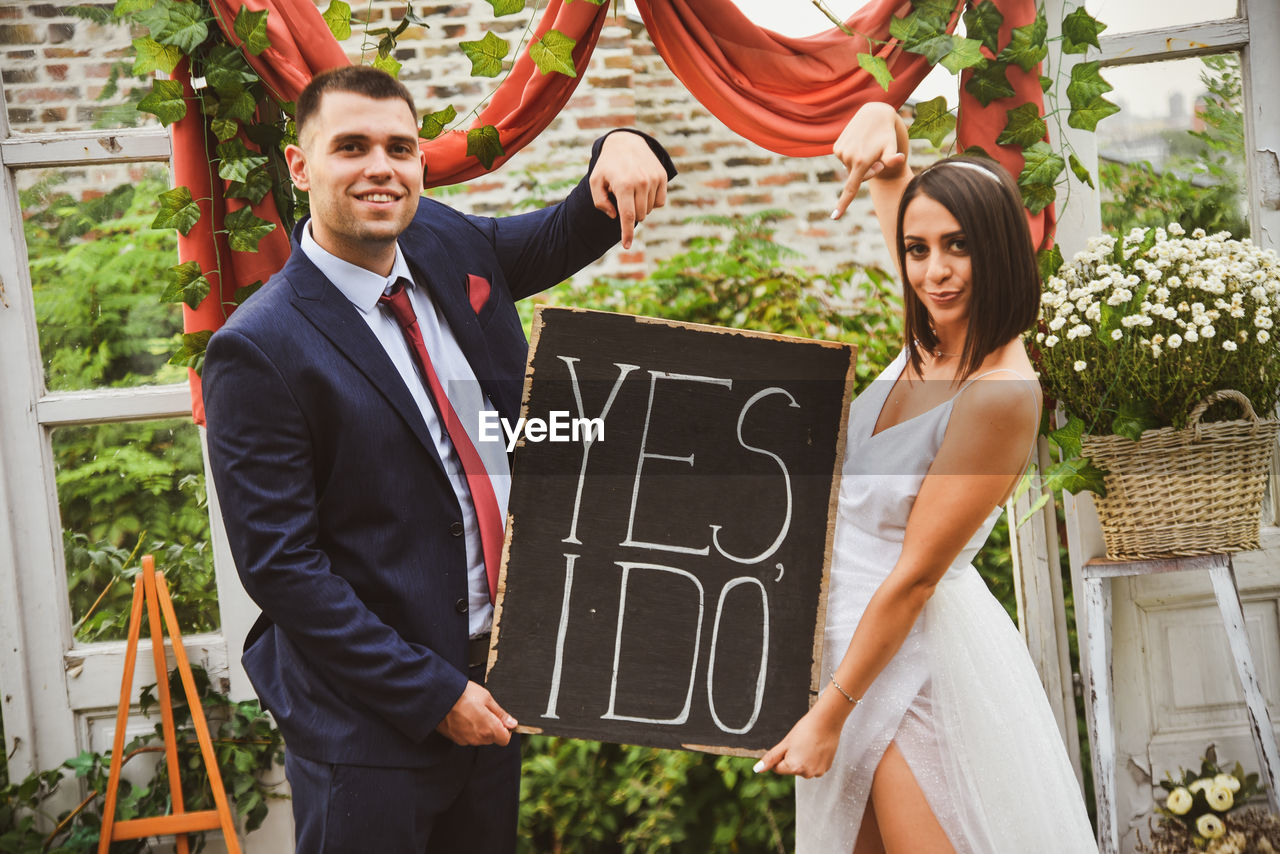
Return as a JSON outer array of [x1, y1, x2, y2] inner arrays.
[[588, 128, 679, 182]]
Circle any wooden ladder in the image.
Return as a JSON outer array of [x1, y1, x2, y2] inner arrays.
[[97, 554, 242, 854], [1082, 552, 1280, 854]]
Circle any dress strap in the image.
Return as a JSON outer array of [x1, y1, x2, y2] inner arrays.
[[955, 368, 1039, 407]]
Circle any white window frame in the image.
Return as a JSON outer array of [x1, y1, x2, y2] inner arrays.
[[0, 74, 248, 786]]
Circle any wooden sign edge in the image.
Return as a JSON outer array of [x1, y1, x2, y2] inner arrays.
[[485, 305, 860, 750]]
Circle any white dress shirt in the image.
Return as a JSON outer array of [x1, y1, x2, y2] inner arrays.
[[301, 226, 510, 636]]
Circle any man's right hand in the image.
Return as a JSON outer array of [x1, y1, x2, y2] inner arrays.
[[436, 681, 518, 746]]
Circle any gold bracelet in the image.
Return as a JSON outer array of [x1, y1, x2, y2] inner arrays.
[[829, 672, 858, 705]]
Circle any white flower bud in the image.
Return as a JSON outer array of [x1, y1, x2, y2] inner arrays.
[[1166, 787, 1193, 815], [1197, 813, 1226, 840], [1073, 360, 1087, 372], [1224, 340, 1237, 351], [1207, 785, 1235, 812], [1213, 774, 1241, 793]]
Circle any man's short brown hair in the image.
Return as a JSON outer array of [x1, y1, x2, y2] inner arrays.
[[295, 66, 418, 139]]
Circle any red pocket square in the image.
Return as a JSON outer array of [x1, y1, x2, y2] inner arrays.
[[466, 274, 490, 315]]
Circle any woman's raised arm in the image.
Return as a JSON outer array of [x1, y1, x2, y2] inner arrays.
[[831, 103, 914, 271]]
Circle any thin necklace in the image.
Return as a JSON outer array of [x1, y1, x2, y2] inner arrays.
[[914, 337, 960, 358]]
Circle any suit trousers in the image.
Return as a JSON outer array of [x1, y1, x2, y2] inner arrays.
[[286, 665, 521, 854]]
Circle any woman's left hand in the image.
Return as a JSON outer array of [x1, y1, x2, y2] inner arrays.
[[753, 704, 843, 778]]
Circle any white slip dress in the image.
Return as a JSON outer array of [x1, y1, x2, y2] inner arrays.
[[795, 349, 1098, 854]]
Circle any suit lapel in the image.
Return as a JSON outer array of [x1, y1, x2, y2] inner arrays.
[[282, 249, 448, 474], [400, 213, 507, 414]]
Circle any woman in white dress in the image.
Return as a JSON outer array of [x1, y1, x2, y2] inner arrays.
[[755, 103, 1098, 854]]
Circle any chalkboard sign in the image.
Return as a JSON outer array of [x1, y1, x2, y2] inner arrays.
[[485, 307, 856, 755]]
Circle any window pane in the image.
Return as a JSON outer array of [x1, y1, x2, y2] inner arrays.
[[54, 418, 217, 644], [1096, 54, 1248, 239], [1085, 0, 1233, 35], [1086, 0, 1237, 35], [19, 167, 185, 392], [0, 5, 158, 133]]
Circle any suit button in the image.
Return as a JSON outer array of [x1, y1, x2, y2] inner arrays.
[[454, 598, 467, 615], [450, 521, 464, 536]]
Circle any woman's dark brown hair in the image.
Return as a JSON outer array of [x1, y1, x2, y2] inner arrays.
[[894, 155, 1041, 381]]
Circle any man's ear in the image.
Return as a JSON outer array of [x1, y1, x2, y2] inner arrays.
[[284, 144, 309, 191]]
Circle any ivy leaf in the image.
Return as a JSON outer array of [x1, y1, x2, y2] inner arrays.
[[1017, 141, 1064, 214], [114, 0, 155, 14], [530, 29, 577, 77], [907, 96, 955, 148], [1068, 152, 1095, 188], [1042, 456, 1108, 497], [996, 102, 1047, 148], [224, 206, 276, 252], [234, 281, 264, 305], [1066, 61, 1120, 131], [228, 164, 273, 205], [467, 124, 504, 169], [204, 43, 256, 93], [460, 31, 509, 78], [211, 117, 239, 141], [217, 138, 268, 183], [485, 0, 525, 15], [965, 60, 1015, 107], [419, 105, 457, 140], [857, 53, 893, 91], [938, 36, 985, 74], [152, 186, 201, 235], [372, 51, 402, 77], [233, 7, 270, 56], [137, 78, 187, 126], [997, 12, 1048, 73], [215, 88, 258, 123], [162, 261, 211, 309], [137, 1, 208, 53], [1037, 244, 1064, 284], [132, 37, 181, 75], [169, 330, 212, 374], [65, 751, 98, 778], [1040, 74, 1052, 93], [322, 0, 351, 40], [1062, 6, 1105, 55], [909, 34, 955, 66], [889, 13, 940, 49], [962, 1, 1003, 54], [1111, 402, 1157, 441], [1048, 414, 1086, 459]]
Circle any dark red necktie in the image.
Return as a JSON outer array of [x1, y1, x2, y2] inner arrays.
[[379, 279, 502, 603]]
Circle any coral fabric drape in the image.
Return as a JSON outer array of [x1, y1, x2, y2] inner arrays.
[[176, 0, 1052, 421], [630, 0, 1053, 246], [176, 0, 610, 421]]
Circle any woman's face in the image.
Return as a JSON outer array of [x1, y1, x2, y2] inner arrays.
[[901, 194, 972, 328]]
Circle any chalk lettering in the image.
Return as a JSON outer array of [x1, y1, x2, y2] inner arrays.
[[621, 371, 733, 555]]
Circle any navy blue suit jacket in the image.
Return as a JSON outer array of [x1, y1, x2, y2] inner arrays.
[[204, 133, 675, 767]]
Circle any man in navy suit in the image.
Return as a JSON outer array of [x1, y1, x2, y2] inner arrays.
[[203, 66, 674, 853]]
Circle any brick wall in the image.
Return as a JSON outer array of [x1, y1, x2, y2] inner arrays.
[[1, 0, 914, 278]]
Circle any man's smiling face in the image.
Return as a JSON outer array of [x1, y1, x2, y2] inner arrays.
[[286, 90, 425, 275]]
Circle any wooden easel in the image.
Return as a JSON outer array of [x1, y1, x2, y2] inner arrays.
[[97, 555, 241, 854]]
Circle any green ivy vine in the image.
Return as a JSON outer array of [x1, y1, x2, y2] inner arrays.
[[1, 666, 284, 853]]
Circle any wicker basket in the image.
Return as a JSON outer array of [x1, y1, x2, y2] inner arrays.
[[1080, 389, 1280, 560]]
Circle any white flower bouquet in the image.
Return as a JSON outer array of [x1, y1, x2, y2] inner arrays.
[[1032, 226, 1280, 557], [1140, 752, 1272, 852], [1038, 224, 1280, 444]]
